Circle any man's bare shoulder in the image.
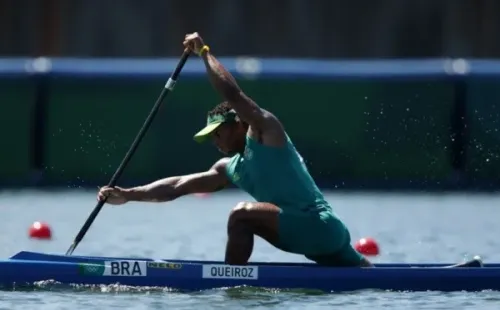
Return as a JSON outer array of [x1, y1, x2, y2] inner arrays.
[[260, 109, 283, 127], [211, 157, 231, 173], [249, 109, 286, 147]]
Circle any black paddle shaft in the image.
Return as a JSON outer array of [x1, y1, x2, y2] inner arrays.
[[65, 50, 191, 256]]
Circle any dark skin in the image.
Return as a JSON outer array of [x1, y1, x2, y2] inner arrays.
[[211, 121, 246, 156], [98, 32, 372, 267]]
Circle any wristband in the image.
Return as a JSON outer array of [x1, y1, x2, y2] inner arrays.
[[199, 45, 210, 56]]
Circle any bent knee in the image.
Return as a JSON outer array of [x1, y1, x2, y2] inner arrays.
[[229, 202, 253, 223], [227, 202, 254, 232], [228, 201, 280, 228]]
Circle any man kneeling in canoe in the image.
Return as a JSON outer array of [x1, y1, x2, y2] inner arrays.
[[97, 32, 373, 268]]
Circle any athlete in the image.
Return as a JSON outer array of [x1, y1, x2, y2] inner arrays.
[[97, 32, 373, 267]]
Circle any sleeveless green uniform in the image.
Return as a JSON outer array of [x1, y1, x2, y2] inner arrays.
[[224, 134, 364, 266]]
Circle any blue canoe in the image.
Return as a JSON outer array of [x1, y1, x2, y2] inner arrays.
[[0, 251, 498, 292]]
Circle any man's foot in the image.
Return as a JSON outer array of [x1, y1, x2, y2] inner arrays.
[[446, 255, 483, 268]]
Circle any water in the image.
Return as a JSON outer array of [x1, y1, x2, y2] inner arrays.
[[1, 189, 500, 309]]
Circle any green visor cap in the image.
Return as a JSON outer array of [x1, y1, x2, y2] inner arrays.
[[193, 109, 237, 143]]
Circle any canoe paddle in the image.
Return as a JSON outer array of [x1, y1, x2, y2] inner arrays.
[[65, 49, 191, 255]]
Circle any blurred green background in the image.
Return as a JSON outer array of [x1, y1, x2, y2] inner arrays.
[[2, 60, 498, 191]]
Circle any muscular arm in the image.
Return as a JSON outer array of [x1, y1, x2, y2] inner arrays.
[[125, 158, 230, 202], [201, 52, 263, 128], [201, 51, 285, 146]]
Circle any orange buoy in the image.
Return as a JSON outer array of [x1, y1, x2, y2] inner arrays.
[[354, 237, 380, 256], [29, 221, 52, 240]]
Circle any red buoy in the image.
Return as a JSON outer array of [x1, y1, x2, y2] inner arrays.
[[29, 221, 52, 239], [355, 237, 380, 256]]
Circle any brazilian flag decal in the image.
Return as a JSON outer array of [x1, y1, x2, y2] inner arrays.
[[78, 262, 105, 276]]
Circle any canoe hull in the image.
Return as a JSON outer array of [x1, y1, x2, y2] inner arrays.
[[1, 251, 498, 292]]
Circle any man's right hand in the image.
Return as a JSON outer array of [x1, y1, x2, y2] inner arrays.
[[97, 186, 129, 205]]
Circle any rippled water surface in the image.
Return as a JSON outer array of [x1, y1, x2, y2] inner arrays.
[[1, 189, 500, 309]]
